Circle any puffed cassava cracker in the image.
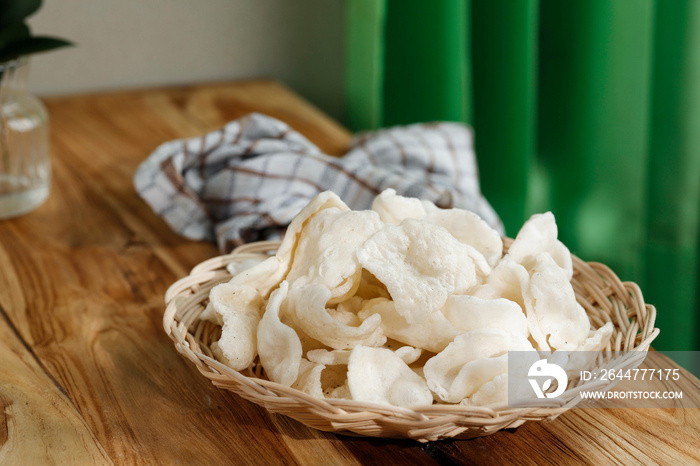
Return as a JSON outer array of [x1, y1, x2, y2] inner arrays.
[[423, 329, 534, 403], [286, 283, 385, 349], [285, 208, 383, 303], [357, 218, 489, 323], [207, 283, 262, 371], [256, 281, 301, 386], [348, 346, 433, 407]]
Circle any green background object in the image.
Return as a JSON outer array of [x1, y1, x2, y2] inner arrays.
[[344, 0, 700, 352]]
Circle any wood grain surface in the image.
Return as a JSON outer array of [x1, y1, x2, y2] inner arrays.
[[0, 80, 698, 465]]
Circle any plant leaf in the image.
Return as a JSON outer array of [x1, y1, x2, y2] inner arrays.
[[0, 22, 30, 50], [0, 0, 43, 28], [0, 36, 72, 62]]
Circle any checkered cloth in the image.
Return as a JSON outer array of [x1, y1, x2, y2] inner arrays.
[[134, 113, 503, 252]]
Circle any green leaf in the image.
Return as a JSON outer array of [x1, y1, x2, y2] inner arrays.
[[0, 22, 30, 49], [0, 0, 43, 28], [0, 36, 72, 62]]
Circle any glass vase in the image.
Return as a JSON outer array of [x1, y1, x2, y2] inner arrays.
[[0, 57, 50, 219]]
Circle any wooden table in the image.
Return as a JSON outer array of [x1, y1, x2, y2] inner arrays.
[[1, 80, 698, 465]]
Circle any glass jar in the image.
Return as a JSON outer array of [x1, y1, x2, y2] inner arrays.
[[0, 57, 50, 219]]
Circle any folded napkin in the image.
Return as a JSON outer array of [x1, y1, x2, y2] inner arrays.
[[134, 113, 502, 252]]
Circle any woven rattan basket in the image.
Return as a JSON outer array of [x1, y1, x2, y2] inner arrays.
[[163, 239, 659, 442]]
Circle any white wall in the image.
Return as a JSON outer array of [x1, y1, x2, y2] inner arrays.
[[27, 0, 345, 121]]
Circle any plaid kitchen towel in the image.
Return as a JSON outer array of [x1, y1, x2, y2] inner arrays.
[[134, 113, 503, 252]]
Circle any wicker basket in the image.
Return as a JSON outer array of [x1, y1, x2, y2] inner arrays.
[[163, 239, 658, 442]]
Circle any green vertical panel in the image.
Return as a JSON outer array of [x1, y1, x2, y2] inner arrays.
[[471, 0, 539, 236], [538, 1, 654, 282], [646, 0, 700, 351], [382, 0, 469, 126], [345, 0, 387, 131]]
